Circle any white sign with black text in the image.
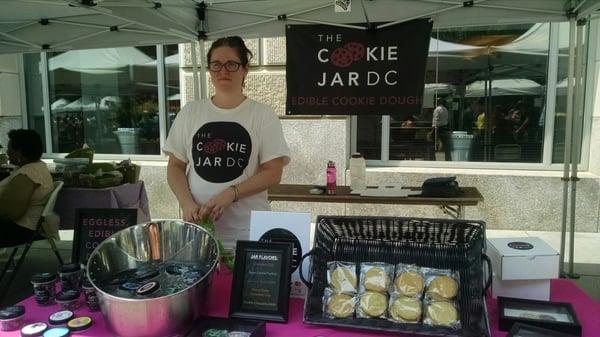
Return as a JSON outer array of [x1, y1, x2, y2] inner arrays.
[[250, 211, 312, 298]]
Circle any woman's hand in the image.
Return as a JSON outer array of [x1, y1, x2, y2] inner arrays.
[[181, 200, 202, 223], [199, 187, 236, 222]]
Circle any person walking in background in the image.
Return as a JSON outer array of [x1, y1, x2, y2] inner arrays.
[[432, 97, 451, 160], [0, 129, 53, 247], [163, 36, 290, 249]]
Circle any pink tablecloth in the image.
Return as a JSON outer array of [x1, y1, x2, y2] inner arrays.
[[8, 273, 600, 337]]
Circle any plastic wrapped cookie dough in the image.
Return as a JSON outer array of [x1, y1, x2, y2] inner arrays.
[[423, 300, 461, 329], [424, 269, 460, 301], [322, 287, 356, 319], [393, 264, 425, 298], [359, 262, 393, 293], [327, 261, 358, 294], [388, 294, 423, 323], [357, 291, 388, 319]]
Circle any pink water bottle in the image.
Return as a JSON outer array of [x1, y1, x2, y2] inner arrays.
[[326, 161, 336, 195]]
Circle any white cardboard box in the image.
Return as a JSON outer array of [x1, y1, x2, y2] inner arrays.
[[249, 211, 312, 298], [486, 237, 559, 300]]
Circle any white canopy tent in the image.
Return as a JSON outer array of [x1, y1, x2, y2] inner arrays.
[[48, 47, 154, 73], [0, 0, 594, 55], [465, 78, 544, 97]]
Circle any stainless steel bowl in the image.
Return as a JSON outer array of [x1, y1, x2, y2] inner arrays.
[[87, 220, 219, 337]]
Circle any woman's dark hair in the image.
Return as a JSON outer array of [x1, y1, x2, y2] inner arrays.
[[206, 36, 253, 66], [8, 129, 44, 161]]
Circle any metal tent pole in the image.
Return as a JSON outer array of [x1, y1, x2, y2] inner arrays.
[[566, 18, 588, 278], [190, 42, 200, 101], [559, 18, 577, 277]]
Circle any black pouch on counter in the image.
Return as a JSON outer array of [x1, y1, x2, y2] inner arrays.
[[421, 177, 461, 197]]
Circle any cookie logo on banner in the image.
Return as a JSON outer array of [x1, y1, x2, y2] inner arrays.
[[192, 122, 251, 183]]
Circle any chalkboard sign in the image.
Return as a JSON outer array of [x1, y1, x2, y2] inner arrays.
[[72, 208, 138, 264], [229, 240, 292, 323]]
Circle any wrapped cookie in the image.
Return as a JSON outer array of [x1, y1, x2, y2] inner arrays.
[[388, 293, 422, 323], [322, 287, 356, 319], [357, 291, 388, 319], [393, 264, 425, 298], [423, 300, 461, 329], [424, 268, 460, 301], [327, 261, 357, 294], [359, 262, 393, 293]]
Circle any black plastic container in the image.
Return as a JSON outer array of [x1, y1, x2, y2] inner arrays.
[[300, 216, 491, 337], [59, 264, 82, 292], [81, 279, 100, 312], [31, 273, 57, 306], [0, 305, 25, 331]]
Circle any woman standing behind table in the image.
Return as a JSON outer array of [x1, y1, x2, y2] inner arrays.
[[0, 129, 53, 247], [163, 36, 290, 249]]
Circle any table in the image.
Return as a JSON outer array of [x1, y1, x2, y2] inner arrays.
[[11, 272, 600, 337], [268, 184, 484, 219], [54, 181, 151, 230]]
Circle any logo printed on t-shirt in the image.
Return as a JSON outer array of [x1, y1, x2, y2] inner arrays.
[[192, 122, 252, 183]]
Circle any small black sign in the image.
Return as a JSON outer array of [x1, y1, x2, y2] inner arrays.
[[229, 240, 292, 323], [72, 208, 137, 264]]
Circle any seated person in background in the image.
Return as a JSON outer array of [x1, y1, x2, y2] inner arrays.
[[0, 129, 53, 248]]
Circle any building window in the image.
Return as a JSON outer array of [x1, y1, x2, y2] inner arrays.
[[356, 23, 566, 165], [34, 46, 161, 155]]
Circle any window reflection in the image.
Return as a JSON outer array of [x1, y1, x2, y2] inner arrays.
[[47, 46, 160, 155], [357, 23, 553, 163]]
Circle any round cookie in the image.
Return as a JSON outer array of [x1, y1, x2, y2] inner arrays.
[[395, 271, 424, 297], [359, 291, 388, 317], [330, 266, 357, 293], [390, 297, 422, 322], [327, 293, 354, 318], [427, 275, 458, 300], [426, 301, 458, 326], [363, 267, 390, 292]]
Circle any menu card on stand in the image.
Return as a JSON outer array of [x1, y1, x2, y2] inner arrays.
[[229, 240, 293, 323]]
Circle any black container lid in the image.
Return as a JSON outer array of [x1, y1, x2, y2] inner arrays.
[[20, 322, 48, 337], [134, 268, 159, 281], [119, 282, 142, 291], [66, 316, 92, 331], [31, 272, 56, 284], [136, 281, 160, 296], [56, 290, 80, 302], [59, 264, 80, 273], [0, 305, 25, 319], [48, 310, 74, 325]]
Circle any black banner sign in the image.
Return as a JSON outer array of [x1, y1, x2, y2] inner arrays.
[[286, 19, 432, 116], [72, 208, 137, 264]]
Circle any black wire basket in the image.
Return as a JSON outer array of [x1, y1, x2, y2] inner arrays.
[[299, 216, 492, 337]]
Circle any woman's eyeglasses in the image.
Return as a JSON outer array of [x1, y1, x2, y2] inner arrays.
[[208, 61, 242, 72]]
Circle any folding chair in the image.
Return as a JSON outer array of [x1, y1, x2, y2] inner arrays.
[[0, 181, 65, 302]]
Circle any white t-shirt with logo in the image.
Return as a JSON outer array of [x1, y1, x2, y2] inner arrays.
[[163, 98, 290, 248]]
